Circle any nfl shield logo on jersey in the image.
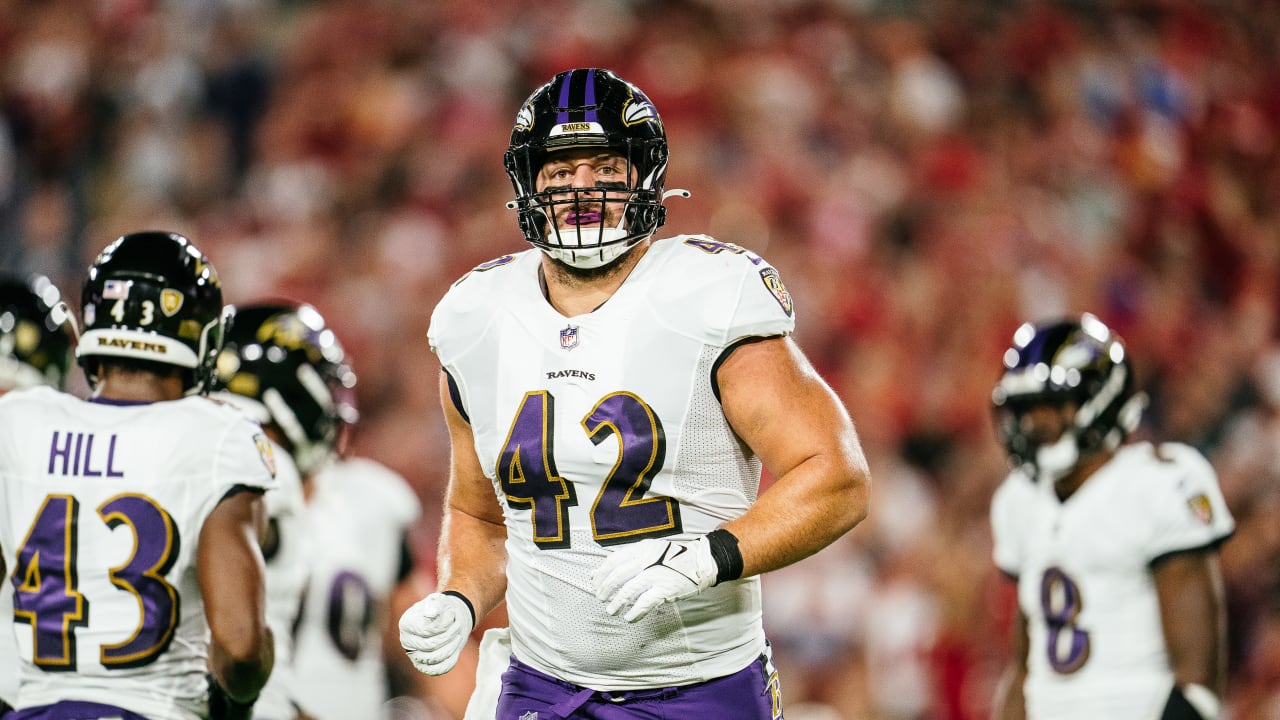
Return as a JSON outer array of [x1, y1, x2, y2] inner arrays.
[[559, 325, 579, 350], [520, 713, 538, 720]]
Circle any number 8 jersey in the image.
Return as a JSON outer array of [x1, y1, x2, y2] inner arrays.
[[428, 236, 796, 690], [0, 386, 278, 720], [990, 441, 1235, 719]]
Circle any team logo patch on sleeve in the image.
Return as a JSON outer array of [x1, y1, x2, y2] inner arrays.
[[1187, 493, 1213, 524], [253, 432, 277, 478], [759, 268, 794, 317]]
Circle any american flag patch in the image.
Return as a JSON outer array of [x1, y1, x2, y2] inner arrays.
[[102, 279, 131, 299]]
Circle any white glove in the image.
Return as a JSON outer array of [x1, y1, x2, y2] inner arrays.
[[398, 592, 474, 675], [591, 537, 718, 622]]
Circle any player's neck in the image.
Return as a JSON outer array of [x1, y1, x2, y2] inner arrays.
[[539, 241, 650, 317], [1052, 450, 1113, 501], [92, 370, 185, 403]]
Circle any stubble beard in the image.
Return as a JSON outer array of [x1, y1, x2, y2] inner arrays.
[[544, 242, 641, 285]]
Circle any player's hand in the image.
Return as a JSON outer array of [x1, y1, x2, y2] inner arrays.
[[398, 591, 474, 675], [591, 536, 718, 622]]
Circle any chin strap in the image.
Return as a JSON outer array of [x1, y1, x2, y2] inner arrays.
[[1034, 432, 1080, 481], [54, 300, 80, 343]]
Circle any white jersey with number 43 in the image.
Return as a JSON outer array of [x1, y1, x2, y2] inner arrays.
[[429, 235, 796, 690], [0, 386, 278, 720], [990, 441, 1235, 720]]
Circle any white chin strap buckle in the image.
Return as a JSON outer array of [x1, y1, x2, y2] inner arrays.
[[1035, 433, 1080, 480]]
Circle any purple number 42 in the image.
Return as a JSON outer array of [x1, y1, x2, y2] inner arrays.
[[496, 390, 682, 549]]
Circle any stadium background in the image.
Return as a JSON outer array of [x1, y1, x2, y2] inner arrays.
[[0, 0, 1277, 717]]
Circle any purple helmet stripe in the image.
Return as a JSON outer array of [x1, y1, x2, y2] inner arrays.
[[556, 70, 575, 124], [583, 68, 598, 122], [554, 69, 601, 124]]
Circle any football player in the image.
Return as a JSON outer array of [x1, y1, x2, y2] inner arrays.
[[0, 231, 276, 720], [0, 273, 75, 394], [989, 314, 1234, 720], [399, 67, 872, 718], [0, 273, 77, 709], [213, 301, 425, 720], [209, 303, 313, 720]]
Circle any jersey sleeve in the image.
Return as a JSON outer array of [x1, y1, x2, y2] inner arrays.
[[727, 264, 795, 343], [659, 236, 797, 347], [427, 253, 521, 366], [427, 254, 528, 427], [990, 474, 1027, 577], [1141, 443, 1235, 564], [262, 442, 304, 519], [213, 415, 281, 498]]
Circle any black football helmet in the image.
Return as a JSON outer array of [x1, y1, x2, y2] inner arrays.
[[78, 231, 227, 394], [212, 301, 358, 475], [504, 68, 684, 269], [0, 273, 76, 391], [991, 313, 1147, 478]]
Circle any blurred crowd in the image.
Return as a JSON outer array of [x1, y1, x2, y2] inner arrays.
[[1, 0, 1278, 718]]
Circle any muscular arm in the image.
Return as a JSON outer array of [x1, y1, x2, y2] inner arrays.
[[993, 605, 1029, 720], [436, 370, 509, 622], [716, 335, 870, 577], [199, 489, 274, 701], [1153, 549, 1227, 696]]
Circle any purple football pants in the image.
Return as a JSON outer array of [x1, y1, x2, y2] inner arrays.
[[2, 701, 151, 720], [496, 651, 784, 720]]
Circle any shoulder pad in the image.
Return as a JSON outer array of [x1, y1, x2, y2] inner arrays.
[[647, 236, 796, 345]]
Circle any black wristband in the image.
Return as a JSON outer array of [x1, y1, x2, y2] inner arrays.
[[706, 528, 744, 585], [442, 589, 477, 628], [1161, 686, 1207, 720]]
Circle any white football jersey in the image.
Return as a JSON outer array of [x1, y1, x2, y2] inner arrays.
[[0, 578, 15, 704], [253, 439, 308, 720], [990, 441, 1235, 720], [1, 393, 24, 704], [429, 236, 797, 690], [291, 456, 420, 720], [0, 386, 278, 720]]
